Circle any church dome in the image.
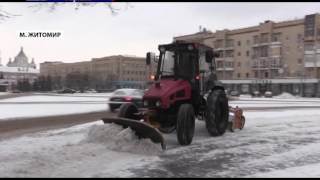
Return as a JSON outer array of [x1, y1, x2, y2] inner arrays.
[[13, 47, 29, 67], [7, 47, 36, 69]]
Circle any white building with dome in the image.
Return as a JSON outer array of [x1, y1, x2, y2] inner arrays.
[[7, 47, 36, 69], [0, 47, 39, 91]]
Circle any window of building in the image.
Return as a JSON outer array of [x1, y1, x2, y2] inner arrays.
[[305, 43, 314, 51], [217, 50, 224, 58], [225, 61, 234, 68], [246, 73, 249, 78], [238, 52, 241, 56], [297, 33, 303, 43], [217, 61, 224, 68], [226, 39, 234, 48], [272, 33, 282, 42], [246, 50, 250, 57], [237, 73, 241, 78], [261, 33, 269, 43], [225, 50, 234, 57], [304, 14, 315, 37], [255, 71, 258, 78], [214, 40, 224, 48], [238, 41, 241, 46], [265, 72, 269, 78], [298, 58, 302, 64], [260, 46, 269, 57], [253, 35, 259, 44]]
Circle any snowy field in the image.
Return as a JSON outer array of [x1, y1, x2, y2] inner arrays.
[[229, 93, 320, 109], [0, 94, 320, 177], [0, 94, 110, 120], [0, 92, 10, 96]]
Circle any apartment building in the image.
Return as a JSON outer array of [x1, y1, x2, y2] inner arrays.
[[40, 55, 153, 90], [174, 13, 320, 97]]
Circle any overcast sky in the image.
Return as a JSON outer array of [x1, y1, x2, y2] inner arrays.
[[0, 2, 320, 67]]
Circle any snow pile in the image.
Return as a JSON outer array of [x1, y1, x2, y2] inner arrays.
[[274, 92, 298, 99], [239, 94, 252, 98], [84, 123, 162, 155]]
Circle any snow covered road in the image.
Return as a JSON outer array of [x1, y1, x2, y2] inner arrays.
[[1, 94, 320, 177]]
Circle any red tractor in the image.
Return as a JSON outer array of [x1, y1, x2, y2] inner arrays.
[[103, 41, 230, 150]]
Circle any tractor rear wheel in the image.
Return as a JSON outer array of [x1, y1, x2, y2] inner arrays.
[[205, 89, 229, 136], [118, 103, 139, 120], [176, 104, 195, 145]]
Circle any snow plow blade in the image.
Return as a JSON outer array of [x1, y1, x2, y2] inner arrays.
[[101, 117, 166, 150]]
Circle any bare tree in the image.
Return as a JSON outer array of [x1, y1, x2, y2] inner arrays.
[[0, 7, 20, 22], [28, 2, 132, 16], [0, 2, 132, 22]]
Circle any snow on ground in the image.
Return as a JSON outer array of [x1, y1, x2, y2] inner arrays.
[[0, 95, 109, 120], [0, 121, 161, 177], [229, 94, 320, 109], [1, 105, 320, 177], [229, 100, 320, 108], [274, 92, 300, 99], [251, 163, 320, 177], [1, 95, 108, 102], [0, 92, 10, 96], [1, 96, 320, 177], [35, 92, 113, 98]]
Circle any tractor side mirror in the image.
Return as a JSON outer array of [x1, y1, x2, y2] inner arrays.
[[146, 52, 156, 65], [205, 51, 214, 63]]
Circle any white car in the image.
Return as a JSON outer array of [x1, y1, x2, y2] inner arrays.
[[264, 91, 273, 98]]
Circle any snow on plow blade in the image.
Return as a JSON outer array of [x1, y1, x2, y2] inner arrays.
[[101, 117, 166, 150]]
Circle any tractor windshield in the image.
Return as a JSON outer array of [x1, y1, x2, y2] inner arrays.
[[158, 50, 197, 80], [160, 50, 175, 76]]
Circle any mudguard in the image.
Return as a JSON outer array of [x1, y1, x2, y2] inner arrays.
[[101, 117, 166, 150]]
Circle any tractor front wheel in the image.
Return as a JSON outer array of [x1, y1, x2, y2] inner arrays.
[[205, 89, 229, 136], [118, 103, 139, 120], [176, 104, 195, 145]]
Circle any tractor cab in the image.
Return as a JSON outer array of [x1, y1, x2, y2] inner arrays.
[[147, 42, 215, 86], [144, 42, 217, 110]]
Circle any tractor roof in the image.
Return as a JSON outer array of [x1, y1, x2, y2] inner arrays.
[[158, 41, 212, 51]]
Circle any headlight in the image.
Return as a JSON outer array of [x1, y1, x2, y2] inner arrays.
[[143, 100, 148, 107], [188, 44, 194, 50], [155, 100, 161, 107]]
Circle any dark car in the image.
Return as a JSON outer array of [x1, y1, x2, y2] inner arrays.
[[108, 88, 144, 112], [57, 88, 77, 94]]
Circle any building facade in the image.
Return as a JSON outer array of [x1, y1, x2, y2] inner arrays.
[[174, 13, 320, 97], [0, 47, 39, 91], [40, 55, 153, 90]]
